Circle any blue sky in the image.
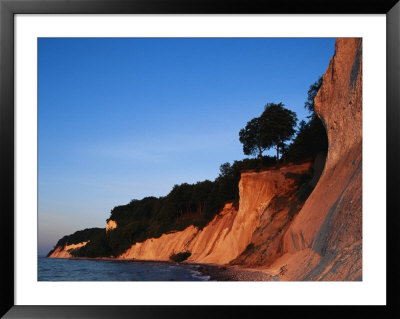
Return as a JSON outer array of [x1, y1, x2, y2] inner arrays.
[[38, 38, 335, 255]]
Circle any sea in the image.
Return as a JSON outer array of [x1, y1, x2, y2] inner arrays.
[[38, 256, 211, 281]]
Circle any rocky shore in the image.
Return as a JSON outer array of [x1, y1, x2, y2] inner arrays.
[[189, 264, 275, 281], [67, 256, 275, 281]]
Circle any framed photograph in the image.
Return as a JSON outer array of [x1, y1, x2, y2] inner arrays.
[[1, 0, 399, 317]]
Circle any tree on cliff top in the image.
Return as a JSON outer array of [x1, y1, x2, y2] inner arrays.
[[239, 102, 297, 165], [239, 117, 267, 165]]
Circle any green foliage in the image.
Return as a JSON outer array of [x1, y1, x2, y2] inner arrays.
[[169, 251, 192, 263], [283, 77, 328, 163], [239, 117, 266, 159], [304, 76, 323, 114], [284, 117, 328, 163], [260, 102, 298, 149], [72, 230, 112, 258], [55, 228, 104, 248], [239, 102, 297, 163], [46, 228, 106, 257], [219, 162, 232, 177]]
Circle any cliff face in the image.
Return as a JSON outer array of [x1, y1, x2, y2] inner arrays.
[[269, 38, 362, 280], [48, 241, 89, 258], [118, 162, 312, 264], [106, 220, 117, 232], [230, 160, 322, 267]]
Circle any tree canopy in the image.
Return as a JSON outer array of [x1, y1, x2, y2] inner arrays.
[[283, 76, 328, 162], [304, 76, 323, 115], [239, 117, 266, 163], [239, 102, 297, 164]]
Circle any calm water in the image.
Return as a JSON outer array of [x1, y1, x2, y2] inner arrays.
[[38, 256, 210, 281]]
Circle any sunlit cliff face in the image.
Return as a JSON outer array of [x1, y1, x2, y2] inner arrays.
[[106, 220, 117, 232], [117, 162, 312, 264], [275, 38, 362, 280]]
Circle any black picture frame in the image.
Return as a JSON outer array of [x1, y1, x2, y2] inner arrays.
[[1, 0, 399, 318]]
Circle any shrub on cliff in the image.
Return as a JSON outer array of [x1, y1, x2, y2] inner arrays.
[[71, 230, 112, 258], [47, 227, 107, 258], [55, 228, 104, 248], [284, 117, 327, 163], [283, 77, 328, 163], [304, 76, 323, 115], [169, 251, 191, 263]]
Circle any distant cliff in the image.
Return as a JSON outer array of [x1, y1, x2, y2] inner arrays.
[[47, 227, 103, 258], [48, 241, 89, 258]]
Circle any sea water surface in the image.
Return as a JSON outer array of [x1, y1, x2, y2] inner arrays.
[[38, 256, 210, 281]]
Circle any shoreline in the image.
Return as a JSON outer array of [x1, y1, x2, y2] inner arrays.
[[44, 256, 276, 281], [192, 264, 276, 281]]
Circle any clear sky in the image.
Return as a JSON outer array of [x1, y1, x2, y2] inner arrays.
[[38, 38, 335, 256]]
